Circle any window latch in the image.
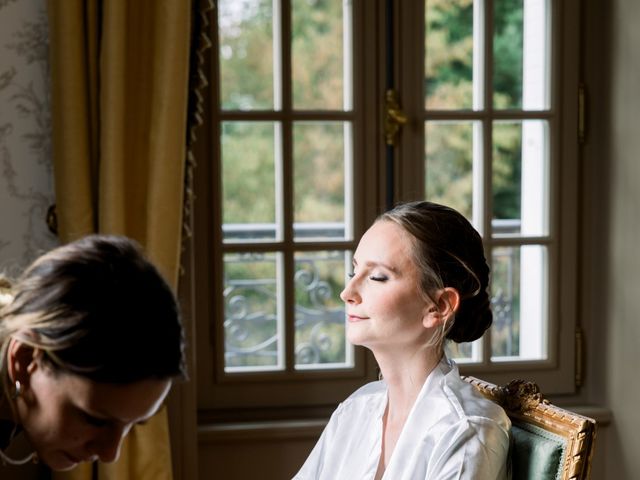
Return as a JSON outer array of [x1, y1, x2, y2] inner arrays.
[[384, 89, 408, 146]]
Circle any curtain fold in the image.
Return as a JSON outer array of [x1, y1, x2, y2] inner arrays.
[[47, 1, 193, 479]]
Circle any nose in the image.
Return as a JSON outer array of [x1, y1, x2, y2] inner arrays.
[[340, 275, 361, 304], [90, 425, 130, 463]]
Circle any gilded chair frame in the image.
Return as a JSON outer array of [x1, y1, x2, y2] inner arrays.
[[463, 376, 597, 480]]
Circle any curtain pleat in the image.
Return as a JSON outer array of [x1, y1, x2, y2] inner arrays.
[[47, 1, 193, 479], [47, 0, 99, 238]]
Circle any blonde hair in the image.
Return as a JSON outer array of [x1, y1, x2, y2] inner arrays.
[[0, 276, 12, 305], [0, 275, 16, 402], [0, 235, 186, 391]]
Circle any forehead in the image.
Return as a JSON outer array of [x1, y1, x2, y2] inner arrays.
[[64, 374, 171, 423], [355, 221, 415, 266]]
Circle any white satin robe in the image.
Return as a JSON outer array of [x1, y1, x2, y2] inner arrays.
[[294, 357, 511, 480]]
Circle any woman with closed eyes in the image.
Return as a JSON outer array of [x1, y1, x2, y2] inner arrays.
[[295, 201, 510, 480], [0, 235, 185, 471]]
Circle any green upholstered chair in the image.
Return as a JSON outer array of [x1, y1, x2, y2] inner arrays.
[[463, 376, 597, 480]]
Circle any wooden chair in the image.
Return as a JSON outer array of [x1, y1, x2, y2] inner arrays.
[[463, 376, 597, 480]]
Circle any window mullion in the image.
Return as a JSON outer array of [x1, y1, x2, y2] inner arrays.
[[482, 0, 494, 367], [279, 0, 296, 373]]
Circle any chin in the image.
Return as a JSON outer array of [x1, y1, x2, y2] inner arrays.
[[44, 451, 81, 471], [346, 331, 369, 348], [345, 330, 361, 346], [51, 463, 79, 472]]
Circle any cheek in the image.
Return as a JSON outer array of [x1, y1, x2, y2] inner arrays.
[[373, 290, 418, 316], [376, 291, 428, 332], [38, 410, 82, 445], [27, 399, 88, 449]]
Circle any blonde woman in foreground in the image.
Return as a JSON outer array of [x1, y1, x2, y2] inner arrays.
[[295, 201, 511, 480], [0, 235, 185, 471]]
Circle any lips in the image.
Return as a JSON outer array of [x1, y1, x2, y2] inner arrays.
[[62, 452, 81, 464], [346, 314, 369, 322], [64, 452, 93, 464]]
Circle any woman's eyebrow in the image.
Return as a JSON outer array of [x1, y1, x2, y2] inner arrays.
[[86, 406, 131, 425], [366, 261, 397, 272], [353, 258, 397, 272], [88, 409, 120, 423]]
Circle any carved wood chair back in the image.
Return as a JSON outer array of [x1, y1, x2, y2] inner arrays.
[[463, 376, 597, 480]]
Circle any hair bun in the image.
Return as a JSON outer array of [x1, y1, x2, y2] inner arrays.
[[446, 290, 492, 343]]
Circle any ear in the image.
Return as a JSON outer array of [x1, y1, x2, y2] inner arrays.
[[7, 338, 40, 388], [422, 287, 461, 329]]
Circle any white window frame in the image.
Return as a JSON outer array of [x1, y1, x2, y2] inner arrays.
[[395, 0, 580, 394]]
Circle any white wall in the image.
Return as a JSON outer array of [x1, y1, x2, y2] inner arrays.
[[582, 0, 640, 478], [0, 0, 57, 277]]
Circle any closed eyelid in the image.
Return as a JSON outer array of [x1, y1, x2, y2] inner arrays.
[[350, 258, 397, 279], [81, 411, 111, 428], [369, 274, 389, 281]]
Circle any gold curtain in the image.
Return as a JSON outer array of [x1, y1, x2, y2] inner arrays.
[[47, 1, 192, 479]]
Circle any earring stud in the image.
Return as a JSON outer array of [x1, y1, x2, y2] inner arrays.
[[11, 380, 21, 400]]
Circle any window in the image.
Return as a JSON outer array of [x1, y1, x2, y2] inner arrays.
[[395, 0, 579, 391], [194, 0, 380, 416], [193, 0, 580, 418]]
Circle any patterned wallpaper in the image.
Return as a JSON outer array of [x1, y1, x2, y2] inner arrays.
[[0, 0, 57, 277]]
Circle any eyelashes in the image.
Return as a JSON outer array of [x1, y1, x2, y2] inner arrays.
[[369, 275, 388, 282], [346, 272, 388, 282], [82, 412, 110, 428]]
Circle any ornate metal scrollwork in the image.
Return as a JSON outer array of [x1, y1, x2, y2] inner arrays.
[[223, 252, 346, 368]]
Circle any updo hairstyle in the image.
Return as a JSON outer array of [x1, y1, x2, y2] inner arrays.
[[379, 201, 492, 344]]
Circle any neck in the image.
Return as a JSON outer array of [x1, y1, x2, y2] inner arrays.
[[0, 396, 14, 425], [0, 383, 36, 466], [374, 346, 443, 419], [0, 373, 17, 423], [0, 387, 16, 449]]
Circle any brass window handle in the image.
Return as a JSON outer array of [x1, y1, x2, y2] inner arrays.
[[384, 89, 408, 146]]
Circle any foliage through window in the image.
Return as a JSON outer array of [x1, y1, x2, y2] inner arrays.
[[194, 0, 580, 413]]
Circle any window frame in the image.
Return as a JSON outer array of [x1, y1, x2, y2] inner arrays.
[[394, 0, 580, 394], [194, 0, 384, 416], [192, 0, 582, 421]]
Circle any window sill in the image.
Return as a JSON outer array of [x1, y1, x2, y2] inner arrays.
[[198, 405, 611, 446], [198, 419, 327, 443]]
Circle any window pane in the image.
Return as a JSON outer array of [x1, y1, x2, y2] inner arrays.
[[292, 0, 348, 110], [425, 121, 480, 222], [224, 252, 283, 372], [446, 340, 482, 363], [293, 122, 350, 240], [491, 245, 547, 361], [493, 0, 550, 110], [425, 0, 476, 110], [492, 120, 548, 236], [222, 122, 279, 242], [294, 250, 351, 369], [219, 0, 275, 110]]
